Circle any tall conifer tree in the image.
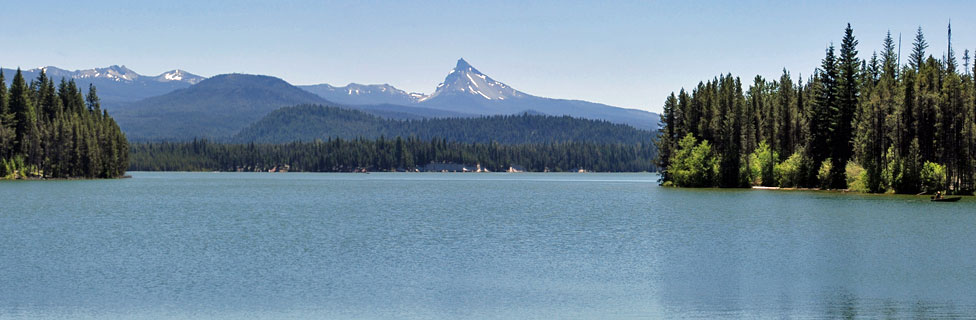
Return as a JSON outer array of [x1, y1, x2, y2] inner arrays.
[[830, 24, 860, 189]]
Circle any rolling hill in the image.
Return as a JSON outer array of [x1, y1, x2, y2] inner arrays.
[[114, 74, 330, 140]]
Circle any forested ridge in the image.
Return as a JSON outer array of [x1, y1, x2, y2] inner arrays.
[[0, 68, 128, 179], [130, 138, 655, 172], [656, 23, 976, 194], [234, 104, 655, 144]]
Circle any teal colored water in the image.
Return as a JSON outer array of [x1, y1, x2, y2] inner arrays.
[[1, 172, 975, 319]]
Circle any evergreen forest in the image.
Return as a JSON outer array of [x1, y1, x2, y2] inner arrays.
[[130, 138, 656, 172], [233, 104, 655, 145], [656, 24, 976, 194], [0, 69, 128, 179]]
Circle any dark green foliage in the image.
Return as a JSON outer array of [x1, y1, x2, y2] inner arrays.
[[716, 75, 744, 187], [0, 71, 12, 160], [233, 104, 655, 145], [656, 23, 976, 194], [831, 24, 859, 189], [0, 69, 128, 179], [128, 138, 656, 173], [9, 69, 37, 158], [855, 52, 887, 192], [810, 44, 838, 187], [777, 70, 796, 159], [909, 27, 928, 71], [655, 93, 679, 182]]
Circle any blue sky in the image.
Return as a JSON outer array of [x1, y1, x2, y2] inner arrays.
[[1, 0, 973, 113]]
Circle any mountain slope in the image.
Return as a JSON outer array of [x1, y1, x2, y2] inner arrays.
[[2, 66, 203, 108], [233, 104, 657, 144], [114, 74, 330, 140]]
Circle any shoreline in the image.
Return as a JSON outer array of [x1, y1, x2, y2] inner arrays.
[[0, 175, 132, 181], [743, 185, 967, 197]]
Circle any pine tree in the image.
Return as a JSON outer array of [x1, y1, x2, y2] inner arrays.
[[746, 75, 765, 153], [878, 32, 901, 190], [87, 84, 101, 115], [809, 45, 838, 187], [909, 26, 928, 71], [940, 22, 970, 192], [830, 24, 860, 189], [917, 57, 941, 162], [855, 52, 885, 192], [676, 89, 692, 139], [655, 93, 679, 182], [716, 75, 744, 187], [0, 70, 12, 160], [9, 69, 37, 158], [777, 69, 795, 160]]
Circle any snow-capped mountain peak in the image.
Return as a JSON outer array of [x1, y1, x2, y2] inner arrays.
[[18, 65, 203, 85], [27, 66, 70, 78], [74, 65, 140, 82], [422, 58, 525, 102], [154, 69, 204, 84], [452, 58, 478, 74]]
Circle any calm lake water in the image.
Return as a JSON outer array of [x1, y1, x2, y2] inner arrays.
[[2, 172, 975, 319]]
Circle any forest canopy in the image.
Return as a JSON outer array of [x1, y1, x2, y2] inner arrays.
[[0, 68, 128, 179], [129, 138, 656, 173], [656, 23, 973, 194]]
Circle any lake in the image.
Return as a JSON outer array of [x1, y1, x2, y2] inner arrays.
[[2, 172, 975, 319]]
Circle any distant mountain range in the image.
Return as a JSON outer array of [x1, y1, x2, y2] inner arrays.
[[1, 65, 203, 108], [114, 74, 473, 140], [9, 59, 659, 141], [299, 59, 659, 130]]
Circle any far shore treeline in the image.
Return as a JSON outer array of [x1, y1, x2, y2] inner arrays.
[[0, 69, 128, 179], [129, 138, 656, 172], [656, 24, 976, 194]]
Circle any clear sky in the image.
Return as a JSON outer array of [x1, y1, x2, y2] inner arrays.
[[1, 0, 973, 113]]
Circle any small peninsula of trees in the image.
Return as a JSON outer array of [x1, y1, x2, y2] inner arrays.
[[0, 69, 128, 179], [656, 23, 974, 194]]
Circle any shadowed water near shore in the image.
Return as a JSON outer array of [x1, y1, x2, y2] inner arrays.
[[2, 172, 975, 319]]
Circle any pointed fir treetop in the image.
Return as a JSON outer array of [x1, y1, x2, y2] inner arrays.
[[909, 26, 928, 71], [820, 43, 838, 80], [881, 31, 898, 77], [839, 24, 860, 77], [86, 83, 101, 114]]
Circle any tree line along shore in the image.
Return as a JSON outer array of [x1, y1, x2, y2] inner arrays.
[[656, 24, 974, 194], [0, 69, 128, 179], [128, 138, 656, 173]]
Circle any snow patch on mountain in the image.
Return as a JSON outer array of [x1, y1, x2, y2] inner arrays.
[[23, 65, 203, 85], [153, 70, 204, 84]]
